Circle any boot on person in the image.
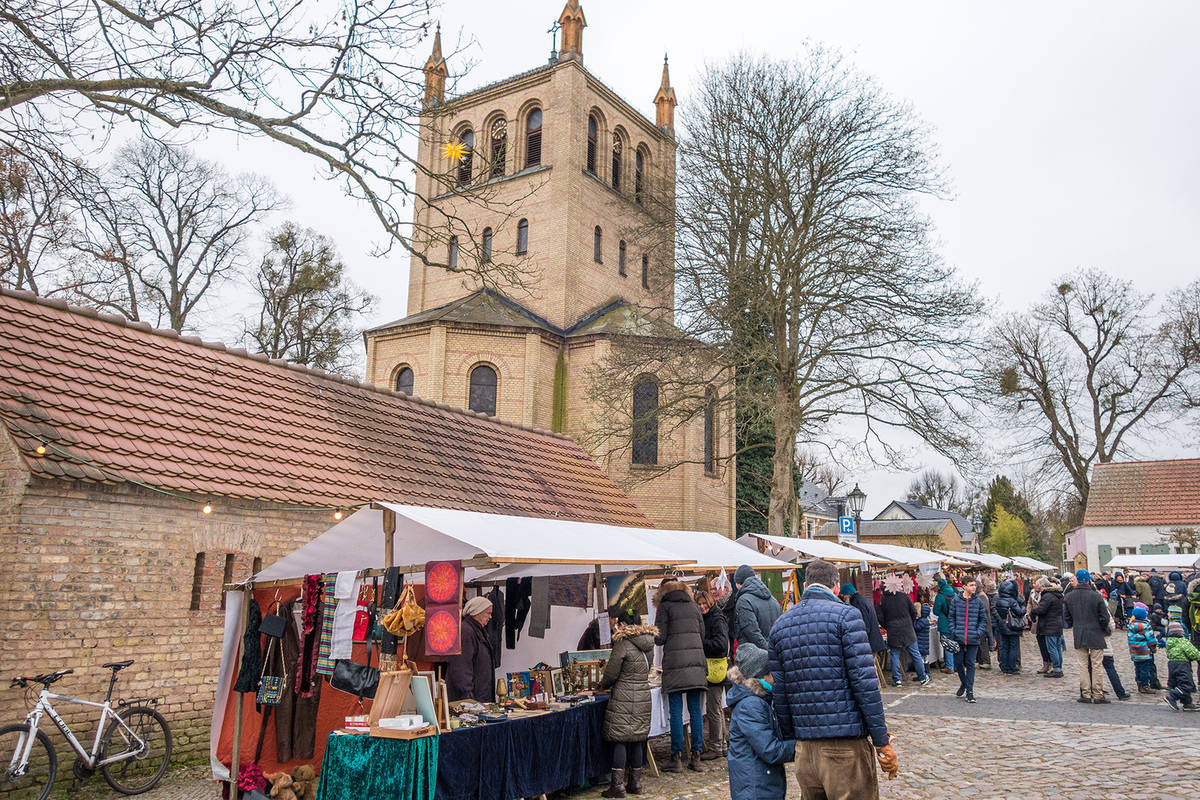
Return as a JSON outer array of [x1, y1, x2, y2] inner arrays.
[[601, 769, 626, 798], [699, 742, 723, 761], [688, 750, 703, 772], [1037, 661, 1050, 674], [625, 767, 644, 795], [664, 753, 684, 773]]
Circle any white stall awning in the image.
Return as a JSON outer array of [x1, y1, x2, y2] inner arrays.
[[1011, 555, 1058, 572], [1105, 553, 1197, 572], [848, 542, 973, 567], [744, 533, 890, 564], [937, 550, 1011, 569]]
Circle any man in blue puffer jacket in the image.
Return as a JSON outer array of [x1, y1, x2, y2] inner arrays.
[[946, 576, 988, 703], [768, 559, 896, 799]]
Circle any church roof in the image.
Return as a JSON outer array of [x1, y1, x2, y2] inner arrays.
[[368, 289, 561, 336], [0, 287, 651, 526]]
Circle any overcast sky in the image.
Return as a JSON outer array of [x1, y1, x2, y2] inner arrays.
[[199, 0, 1200, 516]]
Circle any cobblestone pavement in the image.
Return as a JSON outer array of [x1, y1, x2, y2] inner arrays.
[[108, 637, 1200, 800]]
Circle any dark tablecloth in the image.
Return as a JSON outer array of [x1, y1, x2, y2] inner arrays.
[[436, 699, 611, 800], [315, 732, 438, 800]]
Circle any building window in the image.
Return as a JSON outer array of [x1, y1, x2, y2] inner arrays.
[[516, 218, 529, 254], [635, 147, 646, 204], [189, 552, 206, 611], [594, 226, 602, 263], [482, 227, 493, 261], [395, 366, 414, 396], [618, 240, 626, 276], [611, 133, 623, 191], [448, 236, 459, 269], [632, 376, 659, 466], [489, 118, 507, 178], [220, 553, 235, 610], [456, 128, 473, 184], [703, 386, 717, 475], [1116, 546, 1136, 555], [468, 364, 498, 416], [525, 108, 542, 168], [587, 114, 598, 174], [641, 254, 649, 289]]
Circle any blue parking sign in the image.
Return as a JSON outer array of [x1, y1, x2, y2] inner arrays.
[[838, 516, 856, 543]]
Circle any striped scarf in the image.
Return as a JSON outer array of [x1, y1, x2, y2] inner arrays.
[[315, 573, 338, 675]]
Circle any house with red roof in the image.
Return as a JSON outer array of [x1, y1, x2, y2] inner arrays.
[[1066, 458, 1200, 572]]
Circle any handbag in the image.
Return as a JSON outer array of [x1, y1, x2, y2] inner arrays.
[[329, 643, 379, 700], [256, 638, 286, 705], [1005, 609, 1026, 631], [940, 633, 961, 654], [706, 657, 728, 684], [259, 601, 287, 640], [382, 585, 425, 637]]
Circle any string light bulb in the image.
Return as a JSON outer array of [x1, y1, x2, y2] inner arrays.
[[202, 503, 213, 515], [333, 509, 344, 521], [35, 444, 46, 455]]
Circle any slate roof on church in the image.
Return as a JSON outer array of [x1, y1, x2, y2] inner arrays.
[[0, 288, 651, 526], [1083, 458, 1200, 527]]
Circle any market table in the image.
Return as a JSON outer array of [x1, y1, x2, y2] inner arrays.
[[314, 699, 610, 800]]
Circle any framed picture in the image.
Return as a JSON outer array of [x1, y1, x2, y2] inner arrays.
[[550, 668, 565, 696]]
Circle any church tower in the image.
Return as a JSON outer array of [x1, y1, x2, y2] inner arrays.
[[364, 4, 735, 535]]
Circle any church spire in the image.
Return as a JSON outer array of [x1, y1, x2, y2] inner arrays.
[[423, 24, 448, 107], [557, 1, 586, 63], [654, 54, 677, 132]]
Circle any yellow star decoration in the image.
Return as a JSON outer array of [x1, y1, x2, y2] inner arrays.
[[442, 138, 468, 163]]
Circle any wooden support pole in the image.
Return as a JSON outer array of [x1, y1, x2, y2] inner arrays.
[[383, 507, 396, 569], [229, 584, 251, 789]]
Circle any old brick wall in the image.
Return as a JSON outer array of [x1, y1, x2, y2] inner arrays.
[[0, 434, 329, 765]]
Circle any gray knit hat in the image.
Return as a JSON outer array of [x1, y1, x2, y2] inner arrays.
[[734, 642, 769, 678]]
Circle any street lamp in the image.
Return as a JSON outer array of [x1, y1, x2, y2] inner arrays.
[[847, 483, 866, 543]]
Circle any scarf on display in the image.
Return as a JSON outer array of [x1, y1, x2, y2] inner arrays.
[[232, 596, 263, 694], [505, 577, 532, 649], [315, 574, 338, 675], [295, 575, 323, 697]]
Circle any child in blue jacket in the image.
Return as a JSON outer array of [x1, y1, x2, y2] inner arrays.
[[1127, 606, 1159, 692], [726, 643, 794, 800]]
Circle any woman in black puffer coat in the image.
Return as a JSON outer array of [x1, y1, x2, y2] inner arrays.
[[654, 579, 707, 773], [993, 578, 1027, 675], [877, 582, 929, 687]]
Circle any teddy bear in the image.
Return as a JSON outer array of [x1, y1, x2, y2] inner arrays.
[[290, 764, 317, 800], [268, 773, 297, 800]]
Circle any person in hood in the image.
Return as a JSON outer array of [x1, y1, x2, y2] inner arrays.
[[725, 643, 795, 800], [654, 578, 707, 773], [993, 578, 1027, 675], [1126, 606, 1158, 693], [597, 610, 657, 798], [1029, 576, 1065, 678], [932, 577, 957, 674], [1163, 571, 1189, 629], [1164, 620, 1200, 711], [733, 565, 782, 651], [1147, 570, 1167, 609]]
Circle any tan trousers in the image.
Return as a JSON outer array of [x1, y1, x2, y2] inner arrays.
[[704, 682, 726, 750], [795, 738, 879, 800], [1076, 648, 1106, 700]]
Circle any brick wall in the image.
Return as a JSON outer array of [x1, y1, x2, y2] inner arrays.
[[0, 431, 329, 765]]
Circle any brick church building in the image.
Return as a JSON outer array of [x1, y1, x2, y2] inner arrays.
[[365, 1, 736, 535]]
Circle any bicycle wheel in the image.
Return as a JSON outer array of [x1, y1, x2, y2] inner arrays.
[[99, 707, 171, 795], [0, 723, 56, 800]]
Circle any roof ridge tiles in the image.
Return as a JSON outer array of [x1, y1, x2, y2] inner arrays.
[[0, 286, 572, 442]]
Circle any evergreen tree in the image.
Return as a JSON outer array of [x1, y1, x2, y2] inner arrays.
[[981, 475, 1033, 539], [985, 506, 1032, 558]]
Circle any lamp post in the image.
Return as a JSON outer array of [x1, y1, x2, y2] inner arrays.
[[847, 483, 866, 543]]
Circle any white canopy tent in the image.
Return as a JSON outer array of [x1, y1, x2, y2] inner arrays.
[[937, 550, 1011, 569], [1105, 553, 1198, 572], [742, 533, 890, 564], [847, 542, 973, 567], [1011, 555, 1058, 572]]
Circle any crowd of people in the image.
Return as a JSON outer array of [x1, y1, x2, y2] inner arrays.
[[590, 561, 1200, 799]]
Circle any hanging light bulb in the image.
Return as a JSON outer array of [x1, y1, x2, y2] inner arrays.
[[202, 503, 213, 515], [333, 508, 344, 521], [35, 444, 47, 455]]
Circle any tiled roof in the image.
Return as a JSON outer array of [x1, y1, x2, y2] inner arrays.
[[368, 289, 562, 336], [1083, 458, 1200, 527], [815, 519, 951, 539], [0, 288, 650, 526], [879, 500, 973, 539]]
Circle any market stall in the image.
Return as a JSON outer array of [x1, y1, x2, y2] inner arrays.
[[1009, 555, 1057, 573], [741, 533, 892, 565], [935, 550, 1011, 570], [1105, 553, 1199, 572], [845, 542, 973, 569]]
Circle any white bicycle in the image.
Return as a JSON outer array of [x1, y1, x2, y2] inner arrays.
[[1, 660, 172, 798]]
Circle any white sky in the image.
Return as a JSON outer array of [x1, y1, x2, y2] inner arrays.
[[194, 0, 1200, 517]]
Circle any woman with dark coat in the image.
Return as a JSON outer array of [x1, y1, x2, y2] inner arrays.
[[876, 574, 930, 687], [654, 578, 708, 773], [993, 578, 1028, 675], [1029, 576, 1065, 677], [597, 611, 657, 798], [446, 596, 498, 702], [696, 589, 730, 761]]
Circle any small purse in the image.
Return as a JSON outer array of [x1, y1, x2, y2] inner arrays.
[[256, 638, 286, 705], [706, 657, 728, 684], [259, 601, 287, 639], [329, 643, 379, 700]]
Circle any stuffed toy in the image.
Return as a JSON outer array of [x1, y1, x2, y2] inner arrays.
[[269, 773, 297, 800], [290, 765, 317, 800]]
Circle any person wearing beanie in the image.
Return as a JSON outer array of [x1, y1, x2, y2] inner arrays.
[[725, 643, 794, 800], [1126, 605, 1159, 693], [1064, 568, 1111, 703], [446, 594, 498, 702], [1164, 620, 1200, 711], [732, 565, 782, 652]]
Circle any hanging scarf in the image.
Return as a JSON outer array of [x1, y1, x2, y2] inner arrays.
[[295, 575, 323, 696], [315, 573, 338, 675], [232, 596, 263, 693]]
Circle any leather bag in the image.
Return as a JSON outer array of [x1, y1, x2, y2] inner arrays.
[[329, 643, 379, 700]]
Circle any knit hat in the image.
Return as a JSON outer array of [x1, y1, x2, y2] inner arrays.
[[734, 565, 756, 586], [1169, 621, 1186, 637], [735, 642, 769, 678], [839, 583, 857, 596], [464, 596, 492, 618], [1075, 569, 1091, 583], [1130, 606, 1148, 620]]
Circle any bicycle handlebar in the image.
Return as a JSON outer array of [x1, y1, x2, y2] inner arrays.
[[9, 669, 73, 689]]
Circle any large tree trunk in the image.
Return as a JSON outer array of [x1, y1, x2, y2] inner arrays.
[[767, 381, 798, 537]]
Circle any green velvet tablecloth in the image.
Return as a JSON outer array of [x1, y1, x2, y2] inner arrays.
[[315, 733, 438, 800]]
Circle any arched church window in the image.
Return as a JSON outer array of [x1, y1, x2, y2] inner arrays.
[[456, 128, 473, 184], [489, 118, 507, 178], [618, 240, 626, 276], [468, 364, 498, 416], [587, 114, 598, 174], [704, 386, 717, 475], [517, 219, 529, 254], [448, 235, 459, 268], [611, 133, 623, 191], [635, 147, 647, 205], [593, 226, 602, 263], [395, 366, 414, 396], [482, 227, 493, 262], [632, 376, 659, 466], [525, 108, 542, 168]]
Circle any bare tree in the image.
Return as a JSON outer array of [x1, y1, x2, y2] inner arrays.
[[989, 270, 1200, 507], [65, 140, 279, 330], [246, 222, 375, 374], [906, 469, 966, 512], [587, 52, 984, 537], [0, 147, 77, 293], [1158, 526, 1200, 554], [796, 448, 849, 497]]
